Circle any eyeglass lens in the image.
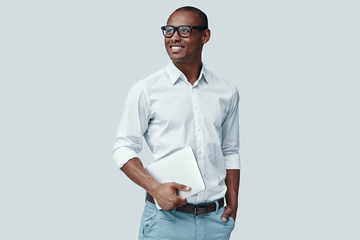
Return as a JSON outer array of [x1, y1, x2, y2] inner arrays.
[[163, 26, 191, 38]]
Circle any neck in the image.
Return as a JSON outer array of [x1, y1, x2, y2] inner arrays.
[[173, 60, 202, 85]]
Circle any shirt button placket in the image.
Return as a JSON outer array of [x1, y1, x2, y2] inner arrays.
[[191, 86, 204, 203]]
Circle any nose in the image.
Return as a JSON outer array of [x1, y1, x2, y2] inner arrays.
[[170, 29, 181, 42]]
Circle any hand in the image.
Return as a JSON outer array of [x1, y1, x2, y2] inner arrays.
[[152, 182, 191, 211], [222, 205, 237, 222]]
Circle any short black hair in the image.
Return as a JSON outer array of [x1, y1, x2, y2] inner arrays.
[[174, 6, 208, 28]]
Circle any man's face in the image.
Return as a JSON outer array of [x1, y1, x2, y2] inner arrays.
[[164, 10, 210, 64]]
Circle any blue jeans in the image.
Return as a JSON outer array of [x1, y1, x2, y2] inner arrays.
[[139, 200, 235, 240]]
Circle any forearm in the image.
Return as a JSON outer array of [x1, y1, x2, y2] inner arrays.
[[121, 157, 160, 196], [225, 169, 240, 217]]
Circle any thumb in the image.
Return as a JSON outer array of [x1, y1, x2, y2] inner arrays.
[[222, 206, 233, 222], [173, 182, 191, 191]]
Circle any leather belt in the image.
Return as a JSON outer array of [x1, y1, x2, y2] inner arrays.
[[146, 193, 224, 215]]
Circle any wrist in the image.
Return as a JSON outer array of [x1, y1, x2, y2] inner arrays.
[[226, 202, 238, 211], [146, 180, 162, 197]]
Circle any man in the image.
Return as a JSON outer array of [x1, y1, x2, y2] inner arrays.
[[113, 6, 240, 240]]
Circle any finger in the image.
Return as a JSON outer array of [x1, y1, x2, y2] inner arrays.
[[173, 182, 191, 191], [222, 207, 233, 222], [176, 196, 187, 206]]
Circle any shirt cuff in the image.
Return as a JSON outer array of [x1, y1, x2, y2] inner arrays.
[[224, 153, 241, 169], [113, 147, 140, 169]]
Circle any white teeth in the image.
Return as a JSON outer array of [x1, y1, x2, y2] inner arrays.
[[171, 46, 182, 50]]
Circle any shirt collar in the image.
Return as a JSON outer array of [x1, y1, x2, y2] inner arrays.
[[165, 61, 209, 85]]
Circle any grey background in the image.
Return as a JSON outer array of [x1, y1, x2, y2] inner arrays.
[[1, 0, 359, 239]]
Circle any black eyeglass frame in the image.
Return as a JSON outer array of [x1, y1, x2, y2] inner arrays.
[[161, 25, 208, 38]]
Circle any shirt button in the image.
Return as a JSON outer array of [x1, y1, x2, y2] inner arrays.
[[195, 106, 198, 110], [197, 128, 200, 132]]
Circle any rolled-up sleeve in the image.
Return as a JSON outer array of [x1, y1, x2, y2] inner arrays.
[[221, 86, 240, 169], [112, 83, 149, 168]]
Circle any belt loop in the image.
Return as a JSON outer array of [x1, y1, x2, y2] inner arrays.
[[215, 200, 220, 212], [193, 207, 198, 216]]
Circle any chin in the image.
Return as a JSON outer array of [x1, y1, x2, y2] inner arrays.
[[170, 58, 185, 63], [168, 55, 185, 63]]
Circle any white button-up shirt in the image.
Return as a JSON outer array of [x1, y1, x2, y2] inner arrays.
[[113, 61, 240, 204]]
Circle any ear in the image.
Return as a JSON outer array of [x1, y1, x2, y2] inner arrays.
[[202, 29, 211, 44]]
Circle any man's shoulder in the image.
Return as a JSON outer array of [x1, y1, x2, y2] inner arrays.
[[133, 67, 167, 90], [124, 67, 167, 99], [205, 68, 238, 95]]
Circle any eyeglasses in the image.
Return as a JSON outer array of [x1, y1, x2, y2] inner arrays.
[[161, 25, 207, 38]]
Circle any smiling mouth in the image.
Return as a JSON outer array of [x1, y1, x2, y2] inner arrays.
[[170, 45, 185, 50]]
